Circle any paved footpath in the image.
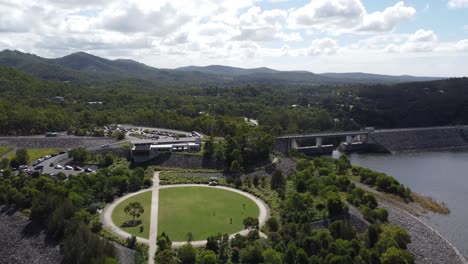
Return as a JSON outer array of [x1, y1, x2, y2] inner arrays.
[[102, 173, 270, 263], [148, 171, 160, 264], [101, 189, 151, 244]]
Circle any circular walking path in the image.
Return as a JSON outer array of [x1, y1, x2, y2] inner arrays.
[[101, 171, 270, 264]]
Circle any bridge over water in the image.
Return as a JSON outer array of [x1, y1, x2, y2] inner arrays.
[[276, 125, 468, 155]]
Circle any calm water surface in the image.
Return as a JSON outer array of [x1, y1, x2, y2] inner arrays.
[[338, 150, 468, 258]]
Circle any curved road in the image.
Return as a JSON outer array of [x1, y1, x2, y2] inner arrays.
[[101, 172, 270, 264]]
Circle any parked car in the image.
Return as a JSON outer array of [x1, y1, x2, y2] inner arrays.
[[59, 151, 66, 154], [73, 166, 82, 171], [34, 165, 44, 171], [208, 181, 218, 186], [54, 164, 63, 169], [65, 165, 73, 170], [51, 153, 58, 157], [84, 168, 92, 173], [44, 155, 51, 159]]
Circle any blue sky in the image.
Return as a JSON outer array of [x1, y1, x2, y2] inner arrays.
[[0, 0, 468, 76]]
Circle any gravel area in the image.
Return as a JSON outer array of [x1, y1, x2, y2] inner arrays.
[[0, 136, 116, 149], [0, 207, 62, 264], [381, 202, 467, 264], [112, 242, 135, 264]]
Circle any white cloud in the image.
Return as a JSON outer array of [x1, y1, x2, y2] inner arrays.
[[233, 6, 301, 42], [288, 0, 365, 32], [401, 29, 438, 52], [448, 0, 468, 8], [100, 4, 191, 35], [288, 0, 415, 34], [456, 40, 468, 51], [357, 2, 416, 33], [307, 38, 339, 56]]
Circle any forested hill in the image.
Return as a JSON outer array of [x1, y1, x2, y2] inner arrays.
[[343, 78, 468, 128], [0, 50, 443, 86]]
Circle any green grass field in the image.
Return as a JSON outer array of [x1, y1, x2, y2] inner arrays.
[[8, 148, 63, 163], [0, 146, 13, 157], [158, 187, 259, 241], [112, 190, 152, 239]]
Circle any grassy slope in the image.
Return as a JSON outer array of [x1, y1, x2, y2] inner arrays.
[[0, 146, 13, 157], [8, 148, 63, 163], [112, 190, 152, 239], [158, 187, 259, 241]]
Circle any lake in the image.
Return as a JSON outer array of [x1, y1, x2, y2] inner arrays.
[[335, 150, 468, 258]]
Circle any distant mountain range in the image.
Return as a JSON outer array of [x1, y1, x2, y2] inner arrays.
[[0, 49, 444, 86]]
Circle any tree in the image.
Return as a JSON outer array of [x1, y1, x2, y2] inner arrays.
[[329, 220, 356, 240], [101, 153, 114, 167], [243, 217, 259, 230], [155, 249, 179, 264], [157, 232, 172, 252], [380, 247, 410, 264], [114, 131, 126, 140], [266, 217, 279, 232], [199, 250, 218, 264], [203, 137, 215, 159], [230, 160, 242, 175], [284, 242, 297, 264], [240, 244, 263, 264], [0, 158, 9, 169], [271, 170, 285, 191], [367, 225, 380, 248], [124, 202, 144, 224], [178, 243, 196, 264], [296, 248, 309, 264], [126, 235, 137, 249], [218, 234, 232, 264], [206, 235, 220, 253], [262, 249, 282, 264], [68, 147, 89, 163], [10, 148, 29, 168], [326, 192, 344, 217]]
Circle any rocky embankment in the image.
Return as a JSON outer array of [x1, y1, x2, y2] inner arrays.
[[0, 206, 135, 264], [353, 181, 468, 264], [383, 204, 467, 264], [0, 207, 62, 264], [0, 136, 115, 149]]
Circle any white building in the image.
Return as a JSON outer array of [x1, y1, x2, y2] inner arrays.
[[130, 137, 201, 163]]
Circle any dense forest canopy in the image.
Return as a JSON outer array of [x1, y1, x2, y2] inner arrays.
[[0, 65, 467, 137]]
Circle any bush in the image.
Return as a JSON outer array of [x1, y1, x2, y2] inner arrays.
[[126, 235, 137, 249], [266, 217, 280, 232], [91, 221, 103, 233], [374, 208, 389, 222]]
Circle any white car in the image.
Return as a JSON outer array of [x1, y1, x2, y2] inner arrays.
[[65, 165, 73, 170], [44, 155, 51, 159], [54, 164, 63, 169]]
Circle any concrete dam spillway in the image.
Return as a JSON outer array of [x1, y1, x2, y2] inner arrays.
[[275, 126, 468, 155]]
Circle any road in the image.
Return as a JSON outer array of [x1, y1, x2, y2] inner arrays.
[[29, 140, 127, 177], [148, 172, 160, 264]]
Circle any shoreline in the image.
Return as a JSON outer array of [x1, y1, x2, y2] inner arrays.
[[352, 180, 467, 264]]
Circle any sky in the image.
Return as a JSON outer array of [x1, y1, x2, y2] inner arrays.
[[0, 0, 467, 76]]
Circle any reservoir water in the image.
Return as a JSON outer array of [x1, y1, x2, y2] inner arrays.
[[338, 150, 468, 259]]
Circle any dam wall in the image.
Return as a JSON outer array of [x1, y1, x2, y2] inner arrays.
[[369, 127, 468, 153]]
